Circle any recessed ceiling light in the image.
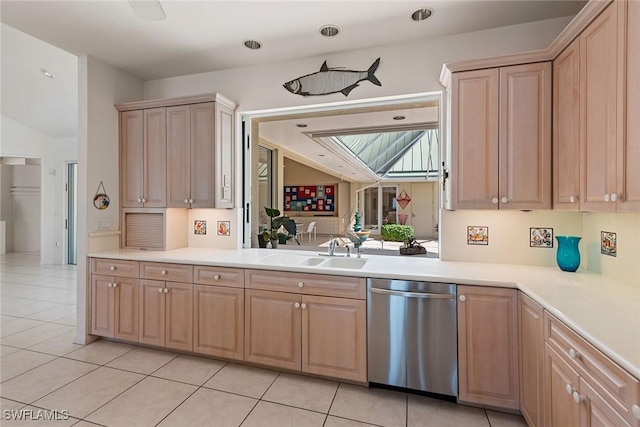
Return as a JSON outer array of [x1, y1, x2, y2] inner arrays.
[[411, 8, 433, 22], [318, 154, 326, 157], [338, 165, 344, 168], [295, 123, 308, 128], [319, 25, 340, 37], [393, 115, 406, 121], [243, 40, 262, 50], [41, 69, 53, 78]]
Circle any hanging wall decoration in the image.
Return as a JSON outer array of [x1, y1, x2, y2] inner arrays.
[[283, 58, 381, 97], [396, 190, 412, 210], [284, 185, 335, 212], [93, 181, 110, 210]]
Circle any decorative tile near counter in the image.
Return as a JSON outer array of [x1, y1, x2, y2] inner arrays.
[[467, 226, 488, 245], [530, 227, 553, 248], [601, 231, 617, 257], [217, 221, 231, 236], [194, 220, 207, 235]]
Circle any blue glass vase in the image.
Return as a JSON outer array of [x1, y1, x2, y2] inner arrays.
[[555, 236, 581, 272]]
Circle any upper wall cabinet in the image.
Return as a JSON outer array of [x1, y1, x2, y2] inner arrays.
[[447, 62, 551, 210], [120, 108, 167, 208], [118, 93, 238, 210]]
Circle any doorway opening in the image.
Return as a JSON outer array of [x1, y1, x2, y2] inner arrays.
[[66, 162, 78, 265]]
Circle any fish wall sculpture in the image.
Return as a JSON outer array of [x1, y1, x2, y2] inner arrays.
[[283, 58, 381, 97]]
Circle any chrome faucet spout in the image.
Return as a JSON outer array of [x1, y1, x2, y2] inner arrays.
[[328, 235, 336, 256]]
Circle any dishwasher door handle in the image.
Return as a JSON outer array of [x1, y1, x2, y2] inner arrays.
[[369, 287, 455, 299]]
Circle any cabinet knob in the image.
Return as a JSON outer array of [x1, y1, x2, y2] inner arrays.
[[491, 197, 499, 204], [107, 282, 113, 288], [112, 282, 118, 288], [161, 270, 167, 276], [301, 303, 307, 309], [189, 199, 194, 204], [294, 302, 300, 308], [298, 282, 304, 288], [569, 195, 576, 203], [184, 199, 189, 204], [110, 266, 116, 271], [632, 404, 640, 420], [568, 348, 580, 360], [459, 295, 466, 302], [610, 193, 618, 202], [164, 288, 169, 294], [137, 198, 142, 203], [213, 275, 220, 281], [141, 198, 146, 203], [604, 194, 610, 202], [158, 288, 163, 293], [566, 384, 575, 395], [501, 197, 508, 204], [572, 391, 585, 404]]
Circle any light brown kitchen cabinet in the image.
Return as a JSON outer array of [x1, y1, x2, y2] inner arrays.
[[244, 289, 302, 371], [579, 1, 621, 211], [544, 343, 581, 427], [91, 275, 139, 342], [139, 279, 193, 352], [448, 62, 551, 210], [214, 99, 236, 208], [553, 38, 581, 211], [193, 284, 244, 360], [519, 292, 544, 427], [120, 108, 167, 208], [457, 285, 519, 410]]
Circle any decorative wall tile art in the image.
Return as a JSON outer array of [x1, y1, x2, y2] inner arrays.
[[601, 231, 617, 257], [217, 221, 231, 236], [194, 220, 207, 235], [467, 226, 489, 245], [530, 227, 554, 248], [284, 185, 335, 212]]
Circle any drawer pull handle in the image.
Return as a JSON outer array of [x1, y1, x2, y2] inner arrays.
[[294, 302, 300, 308], [572, 391, 585, 404], [158, 288, 163, 293], [569, 195, 576, 203], [298, 282, 304, 288], [568, 348, 580, 360], [214, 275, 220, 281], [301, 303, 307, 309], [632, 404, 640, 420], [110, 266, 116, 271], [565, 384, 574, 395], [164, 288, 169, 294], [161, 270, 167, 276]]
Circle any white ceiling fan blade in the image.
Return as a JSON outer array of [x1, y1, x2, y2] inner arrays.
[[129, 0, 166, 21]]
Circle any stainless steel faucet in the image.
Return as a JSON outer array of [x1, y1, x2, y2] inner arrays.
[[346, 245, 351, 257], [328, 236, 336, 256]]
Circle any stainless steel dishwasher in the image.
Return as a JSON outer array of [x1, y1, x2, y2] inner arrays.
[[367, 278, 457, 398]]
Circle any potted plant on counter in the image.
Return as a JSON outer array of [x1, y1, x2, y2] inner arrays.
[[399, 236, 427, 256], [262, 207, 297, 248]]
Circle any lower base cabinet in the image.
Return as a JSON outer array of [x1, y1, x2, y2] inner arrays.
[[244, 289, 367, 382], [91, 275, 139, 342], [519, 292, 544, 427]]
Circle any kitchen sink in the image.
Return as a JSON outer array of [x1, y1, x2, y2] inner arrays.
[[299, 257, 325, 266], [257, 253, 310, 265], [320, 257, 368, 269]]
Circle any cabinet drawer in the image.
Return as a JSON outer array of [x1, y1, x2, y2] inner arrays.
[[245, 269, 365, 300], [544, 312, 639, 422], [141, 262, 193, 283], [91, 258, 139, 278], [194, 266, 244, 288]]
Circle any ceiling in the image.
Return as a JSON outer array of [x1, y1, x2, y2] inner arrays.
[[0, 1, 585, 140]]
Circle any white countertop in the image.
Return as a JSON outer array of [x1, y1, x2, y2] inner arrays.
[[89, 247, 640, 380]]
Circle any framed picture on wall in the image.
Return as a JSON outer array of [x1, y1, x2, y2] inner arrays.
[[284, 185, 335, 212]]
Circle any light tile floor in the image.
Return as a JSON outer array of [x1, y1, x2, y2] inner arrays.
[[1, 252, 527, 427]]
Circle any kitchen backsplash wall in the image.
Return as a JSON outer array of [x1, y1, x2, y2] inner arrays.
[[187, 209, 239, 249], [440, 209, 583, 267], [581, 212, 640, 288]]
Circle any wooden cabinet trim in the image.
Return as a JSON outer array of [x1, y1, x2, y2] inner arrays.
[[91, 258, 139, 278], [519, 292, 545, 427], [245, 269, 366, 300], [194, 265, 244, 288], [141, 262, 194, 283]]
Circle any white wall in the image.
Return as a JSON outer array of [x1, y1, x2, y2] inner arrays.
[[77, 55, 144, 344], [0, 116, 78, 263]]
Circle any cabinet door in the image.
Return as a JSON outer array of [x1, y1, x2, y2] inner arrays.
[[165, 282, 193, 352], [114, 277, 139, 342], [519, 292, 544, 427], [620, 0, 640, 212], [449, 68, 500, 209], [120, 110, 144, 208], [579, 377, 632, 427], [499, 62, 551, 209], [166, 105, 191, 208], [215, 101, 235, 208], [580, 2, 619, 211], [91, 275, 114, 337], [193, 285, 244, 360], [545, 343, 580, 427], [302, 295, 366, 383], [143, 107, 167, 207], [458, 286, 519, 410], [191, 103, 216, 208], [244, 290, 301, 371], [554, 39, 581, 211], [139, 279, 165, 347]]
